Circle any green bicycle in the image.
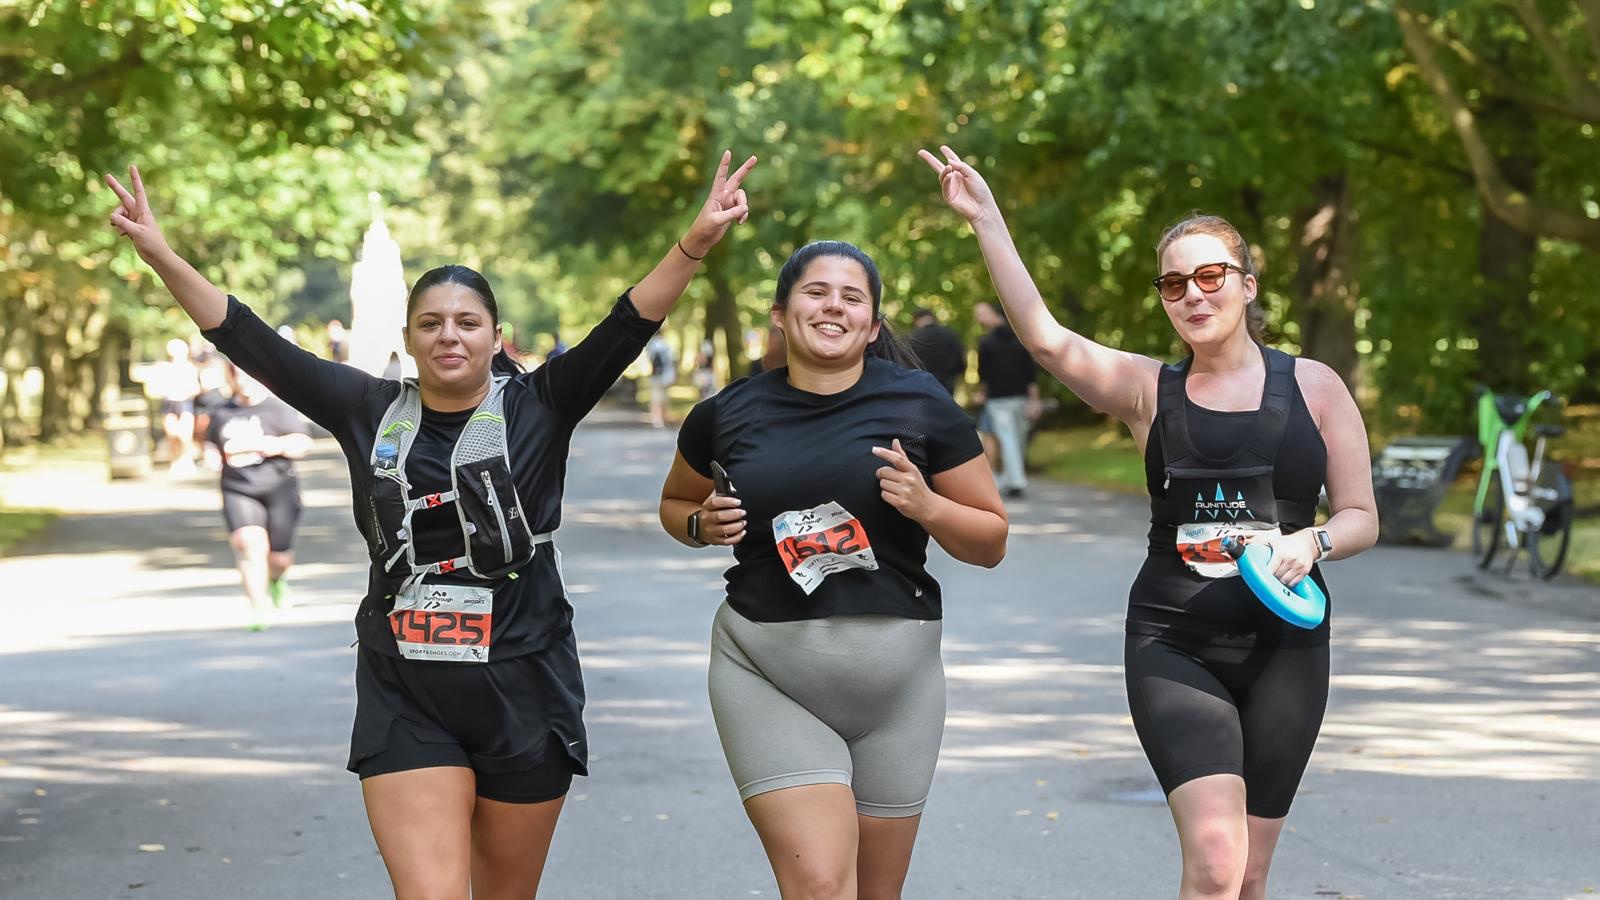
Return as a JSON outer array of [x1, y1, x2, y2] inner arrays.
[[1471, 387, 1575, 579]]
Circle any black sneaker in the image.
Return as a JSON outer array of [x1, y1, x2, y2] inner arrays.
[[1004, 487, 1025, 499]]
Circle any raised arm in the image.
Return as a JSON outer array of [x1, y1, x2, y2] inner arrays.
[[104, 165, 384, 430], [631, 150, 757, 320], [104, 166, 228, 329], [537, 151, 756, 423], [918, 146, 1161, 434]]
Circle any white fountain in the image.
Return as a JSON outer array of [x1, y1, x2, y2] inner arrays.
[[347, 192, 414, 378]]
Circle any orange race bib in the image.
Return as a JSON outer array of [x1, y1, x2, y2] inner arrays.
[[772, 501, 879, 595], [1175, 521, 1282, 578], [389, 583, 493, 662]]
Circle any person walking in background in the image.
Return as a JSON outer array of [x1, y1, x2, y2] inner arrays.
[[155, 337, 201, 476], [206, 362, 312, 630], [975, 300, 1040, 498], [327, 319, 350, 363], [746, 325, 786, 377], [906, 307, 966, 396], [646, 331, 678, 428], [692, 338, 717, 400], [191, 341, 232, 473]]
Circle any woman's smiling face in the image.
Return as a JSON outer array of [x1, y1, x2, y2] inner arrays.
[[404, 283, 501, 392], [1157, 232, 1256, 348], [772, 254, 881, 366]]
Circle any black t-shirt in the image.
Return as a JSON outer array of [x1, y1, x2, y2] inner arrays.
[[206, 397, 308, 494], [677, 359, 984, 623], [202, 291, 659, 660], [977, 325, 1038, 398], [906, 323, 967, 395]]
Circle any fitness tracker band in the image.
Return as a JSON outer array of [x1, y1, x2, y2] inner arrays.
[[1313, 528, 1333, 562], [686, 510, 707, 547]]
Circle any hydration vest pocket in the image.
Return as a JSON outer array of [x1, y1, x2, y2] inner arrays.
[[368, 469, 409, 566], [1164, 464, 1281, 578], [368, 377, 543, 588], [457, 457, 525, 570], [366, 495, 390, 562]]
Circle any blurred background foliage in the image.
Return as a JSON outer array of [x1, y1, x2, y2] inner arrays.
[[1, 0, 1596, 445]]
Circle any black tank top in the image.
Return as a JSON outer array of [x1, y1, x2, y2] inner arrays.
[[1128, 351, 1331, 646]]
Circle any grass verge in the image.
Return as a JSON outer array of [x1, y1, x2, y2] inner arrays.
[[0, 507, 57, 556], [0, 433, 103, 557]]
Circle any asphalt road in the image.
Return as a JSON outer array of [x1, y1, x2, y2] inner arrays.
[[1, 416, 1596, 899]]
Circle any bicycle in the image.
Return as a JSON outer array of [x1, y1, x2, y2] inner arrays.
[[1470, 387, 1576, 579]]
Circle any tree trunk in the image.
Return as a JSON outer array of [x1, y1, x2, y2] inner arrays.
[[1292, 172, 1361, 391], [1473, 96, 1539, 395], [0, 291, 27, 447], [71, 301, 111, 431], [706, 270, 743, 384], [36, 328, 66, 443]]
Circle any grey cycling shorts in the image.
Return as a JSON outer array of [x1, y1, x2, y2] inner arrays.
[[707, 600, 946, 818]]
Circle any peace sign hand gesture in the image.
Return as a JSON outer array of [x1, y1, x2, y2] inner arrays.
[[917, 145, 998, 227], [103, 165, 170, 262], [680, 150, 758, 259]]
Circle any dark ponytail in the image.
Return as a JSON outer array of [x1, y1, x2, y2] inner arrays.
[[774, 240, 924, 371], [491, 347, 523, 377], [867, 318, 923, 369], [406, 264, 524, 377]]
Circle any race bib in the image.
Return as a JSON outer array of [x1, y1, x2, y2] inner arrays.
[[772, 501, 878, 595], [389, 583, 494, 662], [219, 415, 266, 468], [1176, 521, 1282, 578]]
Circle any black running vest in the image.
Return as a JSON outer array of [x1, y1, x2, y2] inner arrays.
[[1128, 343, 1331, 645]]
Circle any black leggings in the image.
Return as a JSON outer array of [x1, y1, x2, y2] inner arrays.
[[1124, 633, 1328, 818], [221, 486, 302, 552]]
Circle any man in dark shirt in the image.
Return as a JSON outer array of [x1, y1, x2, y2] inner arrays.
[[206, 363, 311, 629], [745, 325, 786, 377], [906, 308, 967, 395], [975, 301, 1040, 498]]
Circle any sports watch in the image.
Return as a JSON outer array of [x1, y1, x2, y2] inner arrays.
[[686, 510, 707, 547], [1313, 528, 1333, 561]]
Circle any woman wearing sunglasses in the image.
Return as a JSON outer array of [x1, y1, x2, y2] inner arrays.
[[921, 146, 1377, 900]]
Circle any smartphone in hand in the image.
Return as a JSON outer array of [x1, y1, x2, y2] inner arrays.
[[710, 460, 737, 497]]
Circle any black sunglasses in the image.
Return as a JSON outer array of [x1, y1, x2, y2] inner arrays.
[[1152, 262, 1250, 302]]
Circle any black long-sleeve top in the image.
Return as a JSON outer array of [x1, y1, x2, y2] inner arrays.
[[203, 291, 660, 659]]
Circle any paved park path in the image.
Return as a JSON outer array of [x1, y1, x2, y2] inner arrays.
[[2, 415, 1596, 899]]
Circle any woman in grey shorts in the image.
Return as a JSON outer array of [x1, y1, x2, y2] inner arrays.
[[659, 240, 1009, 899]]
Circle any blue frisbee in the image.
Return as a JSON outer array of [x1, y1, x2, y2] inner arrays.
[[1222, 537, 1326, 629]]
